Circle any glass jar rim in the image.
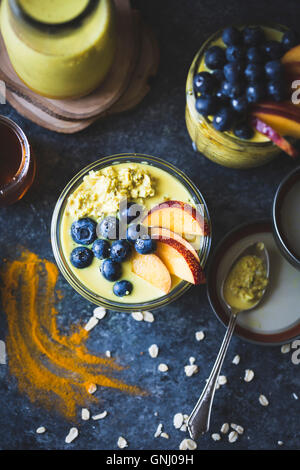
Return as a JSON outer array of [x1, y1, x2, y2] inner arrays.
[[0, 115, 31, 193], [186, 23, 289, 148], [51, 153, 212, 312], [9, 0, 100, 32]]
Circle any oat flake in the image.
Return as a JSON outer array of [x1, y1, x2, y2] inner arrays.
[[179, 438, 197, 450], [36, 426, 46, 434], [92, 411, 108, 420], [65, 427, 78, 444], [117, 436, 128, 449], [93, 307, 106, 320], [173, 413, 184, 429], [131, 312, 144, 321], [158, 363, 168, 372], [148, 344, 159, 358]]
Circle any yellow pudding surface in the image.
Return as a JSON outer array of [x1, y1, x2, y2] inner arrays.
[[61, 162, 202, 304], [223, 254, 268, 311], [18, 0, 90, 24], [197, 26, 284, 143], [0, 0, 116, 98]]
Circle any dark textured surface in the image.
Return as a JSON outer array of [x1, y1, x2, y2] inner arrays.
[[0, 0, 300, 451]]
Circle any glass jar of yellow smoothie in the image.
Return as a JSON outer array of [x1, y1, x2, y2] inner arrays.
[[51, 154, 211, 312], [185, 25, 287, 169], [1, 0, 116, 98]]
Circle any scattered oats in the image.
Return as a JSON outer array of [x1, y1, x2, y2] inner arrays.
[[184, 364, 198, 377], [231, 423, 244, 435], [154, 411, 158, 416], [161, 432, 169, 439], [65, 427, 79, 444], [154, 423, 163, 438], [218, 375, 227, 385], [93, 307, 106, 320], [173, 413, 184, 429], [158, 363, 168, 372], [179, 438, 197, 450], [259, 394, 269, 406], [278, 441, 283, 446], [148, 344, 159, 358], [180, 424, 187, 432], [131, 311, 144, 321], [84, 316, 99, 332], [220, 423, 229, 434], [92, 411, 108, 420], [105, 350, 111, 358], [183, 414, 189, 423], [117, 436, 128, 449], [143, 311, 154, 323], [0, 340, 6, 364], [81, 408, 90, 421], [212, 433, 221, 441], [244, 369, 254, 382], [281, 343, 291, 354], [232, 355, 240, 365], [228, 431, 238, 443], [36, 426, 46, 434], [87, 383, 97, 394], [292, 393, 298, 400], [195, 331, 205, 341], [189, 356, 196, 365]]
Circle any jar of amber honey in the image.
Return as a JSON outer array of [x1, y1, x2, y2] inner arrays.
[[0, 115, 35, 207]]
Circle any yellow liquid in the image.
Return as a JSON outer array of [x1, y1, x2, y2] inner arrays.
[[1, 0, 116, 98], [18, 0, 90, 24], [61, 163, 199, 304]]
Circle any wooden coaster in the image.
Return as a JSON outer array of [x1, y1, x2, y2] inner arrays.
[[0, 0, 159, 133]]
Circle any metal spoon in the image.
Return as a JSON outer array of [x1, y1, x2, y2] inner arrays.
[[187, 241, 270, 440]]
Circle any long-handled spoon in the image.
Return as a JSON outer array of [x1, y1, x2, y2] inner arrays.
[[187, 241, 270, 440]]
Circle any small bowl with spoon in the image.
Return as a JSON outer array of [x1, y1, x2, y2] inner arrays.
[[188, 241, 270, 440]]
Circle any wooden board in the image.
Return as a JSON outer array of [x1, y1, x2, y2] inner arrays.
[[0, 0, 159, 132]]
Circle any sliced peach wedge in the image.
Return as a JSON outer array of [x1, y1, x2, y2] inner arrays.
[[131, 252, 171, 294], [251, 116, 299, 158], [282, 44, 300, 64], [154, 236, 206, 285], [150, 226, 200, 261], [252, 103, 300, 139], [142, 200, 209, 237]]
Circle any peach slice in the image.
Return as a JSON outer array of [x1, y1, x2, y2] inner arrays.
[[282, 45, 300, 64], [131, 252, 171, 294], [252, 105, 300, 139], [150, 226, 200, 261], [155, 236, 206, 285], [143, 200, 209, 237], [251, 117, 299, 158]]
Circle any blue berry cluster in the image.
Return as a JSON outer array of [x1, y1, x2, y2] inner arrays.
[[69, 202, 157, 298], [194, 26, 299, 139]]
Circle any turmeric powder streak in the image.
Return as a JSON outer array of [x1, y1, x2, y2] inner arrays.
[[0, 250, 144, 419]]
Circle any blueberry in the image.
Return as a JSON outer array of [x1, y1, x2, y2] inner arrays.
[[223, 62, 243, 83], [92, 239, 110, 259], [99, 216, 119, 240], [267, 80, 287, 102], [127, 224, 149, 243], [233, 122, 254, 140], [195, 95, 218, 115], [243, 26, 265, 46], [244, 63, 264, 81], [263, 41, 284, 60], [282, 30, 299, 51], [265, 60, 283, 79], [212, 69, 225, 84], [246, 46, 265, 63], [110, 240, 131, 262], [119, 201, 143, 225], [212, 107, 235, 132], [71, 218, 97, 245], [204, 46, 226, 69], [134, 238, 157, 255], [246, 83, 266, 103], [231, 96, 248, 114], [226, 45, 245, 62], [221, 81, 243, 99], [113, 280, 133, 297], [70, 247, 93, 269], [101, 258, 122, 281], [193, 72, 216, 95], [222, 26, 242, 46]]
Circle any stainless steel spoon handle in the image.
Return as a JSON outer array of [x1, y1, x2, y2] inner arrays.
[[187, 312, 238, 440]]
